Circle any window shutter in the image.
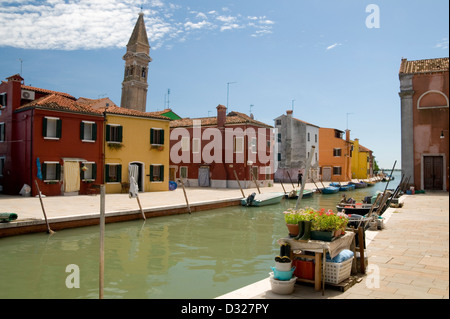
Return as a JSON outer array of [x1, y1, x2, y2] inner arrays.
[[56, 119, 62, 138], [150, 128, 154, 144], [150, 165, 153, 181], [92, 123, 97, 141], [80, 163, 85, 180], [80, 122, 85, 140], [160, 165, 164, 181], [117, 165, 122, 182], [106, 125, 110, 141], [105, 164, 110, 182], [160, 129, 165, 145], [42, 163, 47, 180], [92, 163, 97, 180], [118, 126, 123, 142], [42, 118, 48, 137], [56, 163, 61, 180]]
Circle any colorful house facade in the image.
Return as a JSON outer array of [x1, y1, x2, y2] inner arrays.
[[351, 138, 373, 179], [0, 74, 104, 196], [169, 105, 274, 189], [318, 128, 353, 182], [399, 57, 449, 191], [81, 99, 171, 194]]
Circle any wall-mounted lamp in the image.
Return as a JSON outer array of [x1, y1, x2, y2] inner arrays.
[[441, 130, 449, 139]]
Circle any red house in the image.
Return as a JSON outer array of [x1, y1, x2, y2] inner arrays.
[[169, 105, 274, 189], [0, 74, 104, 196]]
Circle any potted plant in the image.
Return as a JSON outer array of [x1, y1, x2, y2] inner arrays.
[[283, 208, 316, 237], [310, 209, 348, 241]]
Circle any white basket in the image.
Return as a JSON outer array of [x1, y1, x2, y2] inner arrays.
[[324, 257, 353, 284], [269, 272, 297, 295]]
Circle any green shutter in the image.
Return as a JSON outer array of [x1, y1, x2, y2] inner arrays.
[[106, 125, 110, 141], [42, 118, 47, 137], [105, 164, 110, 182], [118, 126, 123, 142], [150, 128, 154, 145], [160, 165, 164, 181], [80, 163, 85, 180], [117, 165, 122, 182], [150, 165, 153, 181], [160, 129, 165, 145], [80, 122, 85, 140], [92, 163, 97, 180], [56, 119, 62, 138], [42, 163, 47, 180], [92, 123, 97, 141], [56, 163, 61, 180]]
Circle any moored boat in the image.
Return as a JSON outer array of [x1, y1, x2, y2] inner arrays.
[[336, 203, 375, 216], [320, 186, 340, 194], [339, 184, 355, 191], [349, 181, 367, 188], [241, 192, 284, 207], [284, 189, 314, 199]]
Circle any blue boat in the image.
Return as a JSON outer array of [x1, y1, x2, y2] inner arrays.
[[339, 184, 355, 191], [320, 186, 340, 194]]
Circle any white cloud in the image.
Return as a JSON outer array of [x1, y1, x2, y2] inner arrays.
[[0, 0, 274, 50], [326, 43, 342, 50], [435, 37, 449, 49]]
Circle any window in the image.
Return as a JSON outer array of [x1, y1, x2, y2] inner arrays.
[[250, 137, 257, 153], [265, 166, 271, 180], [192, 138, 200, 153], [106, 124, 123, 143], [142, 67, 147, 78], [150, 165, 164, 182], [0, 156, 5, 177], [150, 128, 164, 145], [105, 164, 122, 183], [43, 162, 61, 182], [277, 133, 281, 143], [234, 136, 244, 153], [333, 148, 342, 157], [333, 166, 342, 175], [0, 122, 5, 142], [43, 117, 62, 139], [315, 134, 317, 143], [81, 162, 97, 181], [276, 119, 281, 125], [0, 93, 6, 108], [307, 132, 310, 142], [181, 136, 190, 151], [278, 153, 281, 161], [80, 121, 97, 142], [180, 166, 188, 179]]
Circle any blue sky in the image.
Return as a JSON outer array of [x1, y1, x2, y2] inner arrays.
[[0, 0, 448, 169]]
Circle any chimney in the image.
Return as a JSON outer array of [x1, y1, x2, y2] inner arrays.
[[217, 104, 227, 128], [286, 110, 293, 118], [345, 129, 350, 142]]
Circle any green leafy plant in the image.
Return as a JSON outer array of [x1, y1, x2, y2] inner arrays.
[[283, 208, 349, 231]]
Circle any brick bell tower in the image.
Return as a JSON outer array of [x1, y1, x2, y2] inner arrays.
[[120, 12, 152, 112]]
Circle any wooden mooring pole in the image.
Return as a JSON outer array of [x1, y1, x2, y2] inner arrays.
[[178, 179, 191, 214], [233, 170, 246, 198], [34, 180, 54, 235]]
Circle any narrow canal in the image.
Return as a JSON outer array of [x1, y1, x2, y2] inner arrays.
[[0, 173, 400, 299]]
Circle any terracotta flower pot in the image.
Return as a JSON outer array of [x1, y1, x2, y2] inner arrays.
[[286, 224, 299, 237]]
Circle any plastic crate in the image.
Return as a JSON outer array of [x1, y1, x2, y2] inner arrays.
[[324, 257, 353, 284]]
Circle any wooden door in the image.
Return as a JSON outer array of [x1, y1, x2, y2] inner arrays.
[[424, 156, 443, 190]]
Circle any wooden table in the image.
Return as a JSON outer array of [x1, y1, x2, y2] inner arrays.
[[277, 232, 355, 295]]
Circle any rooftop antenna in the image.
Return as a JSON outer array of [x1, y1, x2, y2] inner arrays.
[[346, 112, 354, 130], [18, 58, 23, 76], [226, 81, 237, 111], [291, 99, 295, 111], [167, 89, 170, 108]]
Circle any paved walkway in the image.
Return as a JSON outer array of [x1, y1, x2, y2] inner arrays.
[[218, 192, 449, 299]]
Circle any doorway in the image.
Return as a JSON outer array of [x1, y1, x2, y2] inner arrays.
[[129, 162, 144, 191], [423, 156, 444, 190], [198, 166, 210, 187], [322, 167, 332, 181]]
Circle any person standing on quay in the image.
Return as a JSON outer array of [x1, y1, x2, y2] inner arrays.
[[297, 170, 303, 187]]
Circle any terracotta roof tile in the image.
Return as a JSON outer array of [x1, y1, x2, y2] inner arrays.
[[16, 94, 103, 115], [21, 84, 75, 99], [170, 110, 272, 128], [99, 105, 171, 121], [399, 57, 449, 75]]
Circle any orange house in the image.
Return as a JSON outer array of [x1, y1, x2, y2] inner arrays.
[[318, 128, 352, 182]]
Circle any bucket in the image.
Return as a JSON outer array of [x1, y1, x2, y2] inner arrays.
[[293, 259, 315, 280], [271, 266, 296, 281], [269, 272, 297, 295], [275, 261, 292, 272]]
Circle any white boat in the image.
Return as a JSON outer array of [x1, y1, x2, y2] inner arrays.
[[241, 192, 284, 207]]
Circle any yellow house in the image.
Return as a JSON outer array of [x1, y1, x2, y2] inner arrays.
[[102, 105, 170, 194], [351, 138, 373, 179]]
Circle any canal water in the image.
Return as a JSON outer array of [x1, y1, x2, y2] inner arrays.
[[0, 173, 400, 299]]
